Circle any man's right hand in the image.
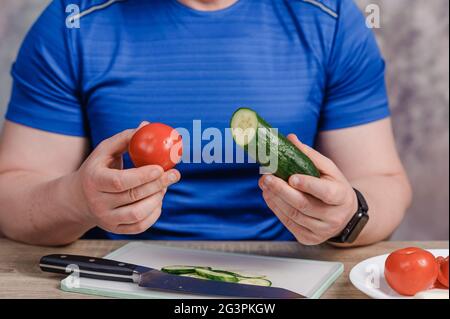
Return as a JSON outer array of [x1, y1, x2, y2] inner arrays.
[[71, 124, 181, 235]]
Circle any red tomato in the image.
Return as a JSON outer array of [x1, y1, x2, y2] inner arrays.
[[129, 123, 182, 171], [436, 256, 449, 288], [432, 281, 447, 290], [384, 247, 439, 296]]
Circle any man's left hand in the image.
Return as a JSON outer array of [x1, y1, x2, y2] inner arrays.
[[259, 134, 358, 245]]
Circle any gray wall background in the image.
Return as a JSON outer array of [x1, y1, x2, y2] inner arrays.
[[0, 0, 448, 240]]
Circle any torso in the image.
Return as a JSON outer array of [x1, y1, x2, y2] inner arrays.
[[75, 0, 335, 240]]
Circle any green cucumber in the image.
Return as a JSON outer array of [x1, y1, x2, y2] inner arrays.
[[238, 278, 272, 287], [163, 265, 272, 286], [230, 108, 320, 180], [212, 270, 267, 279], [183, 271, 271, 287], [161, 265, 211, 275], [181, 273, 208, 280], [195, 268, 239, 283]]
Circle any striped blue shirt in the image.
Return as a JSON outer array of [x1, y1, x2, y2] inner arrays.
[[6, 0, 389, 240]]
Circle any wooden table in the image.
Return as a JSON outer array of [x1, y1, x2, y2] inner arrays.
[[0, 239, 447, 299]]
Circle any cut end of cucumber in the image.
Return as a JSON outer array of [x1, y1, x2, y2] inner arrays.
[[230, 108, 258, 147], [238, 278, 272, 287], [161, 265, 210, 275], [195, 268, 239, 283], [181, 273, 207, 280]]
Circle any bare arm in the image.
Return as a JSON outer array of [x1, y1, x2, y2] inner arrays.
[[0, 121, 180, 246], [260, 118, 412, 246], [317, 118, 412, 246], [0, 122, 90, 245]]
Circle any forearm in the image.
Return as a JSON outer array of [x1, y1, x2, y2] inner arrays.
[[0, 170, 93, 246], [336, 173, 412, 247]]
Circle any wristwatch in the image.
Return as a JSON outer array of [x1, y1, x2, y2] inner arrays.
[[328, 188, 369, 243]]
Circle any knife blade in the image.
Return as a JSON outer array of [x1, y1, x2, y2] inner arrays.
[[40, 254, 304, 299]]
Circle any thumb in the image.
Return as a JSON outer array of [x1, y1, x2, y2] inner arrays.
[[287, 134, 339, 176], [97, 121, 150, 157], [136, 120, 150, 130]]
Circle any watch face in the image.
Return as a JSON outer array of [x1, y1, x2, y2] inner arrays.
[[328, 189, 369, 243], [346, 214, 369, 243]]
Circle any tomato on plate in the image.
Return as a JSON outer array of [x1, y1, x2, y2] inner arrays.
[[129, 123, 183, 171], [436, 256, 449, 288], [384, 247, 439, 296]]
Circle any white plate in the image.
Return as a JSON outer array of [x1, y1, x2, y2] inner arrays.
[[349, 249, 448, 299]]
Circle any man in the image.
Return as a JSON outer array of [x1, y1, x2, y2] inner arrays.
[[0, 0, 411, 246]]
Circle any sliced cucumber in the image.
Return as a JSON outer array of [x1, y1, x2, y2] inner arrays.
[[238, 278, 272, 287], [230, 107, 320, 180], [213, 270, 266, 279], [230, 108, 259, 147], [163, 265, 272, 286], [161, 265, 211, 275], [181, 273, 207, 280], [195, 268, 239, 283]]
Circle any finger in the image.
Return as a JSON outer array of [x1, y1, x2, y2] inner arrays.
[[95, 129, 134, 159], [259, 175, 331, 219], [287, 134, 342, 177], [96, 166, 178, 193], [95, 121, 149, 159], [111, 169, 180, 207], [111, 191, 164, 225], [289, 174, 346, 205], [137, 121, 150, 129], [113, 206, 162, 234], [263, 190, 327, 234], [262, 192, 322, 245], [95, 165, 163, 192], [259, 175, 314, 213]]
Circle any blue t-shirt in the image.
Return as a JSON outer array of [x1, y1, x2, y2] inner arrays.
[[6, 0, 389, 240]]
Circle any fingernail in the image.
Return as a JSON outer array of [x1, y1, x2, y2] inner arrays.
[[169, 172, 178, 184], [290, 176, 300, 186], [263, 175, 273, 188], [138, 121, 149, 128]]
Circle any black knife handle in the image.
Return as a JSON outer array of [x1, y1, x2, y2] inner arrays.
[[40, 254, 141, 283]]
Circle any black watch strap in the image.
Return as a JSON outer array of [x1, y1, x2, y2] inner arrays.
[[328, 188, 369, 244]]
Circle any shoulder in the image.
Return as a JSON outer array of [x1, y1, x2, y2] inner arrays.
[[283, 0, 363, 20], [45, 0, 134, 24], [283, 0, 339, 19], [277, 0, 350, 65], [28, 0, 132, 28], [275, 0, 369, 69], [60, 0, 131, 12]]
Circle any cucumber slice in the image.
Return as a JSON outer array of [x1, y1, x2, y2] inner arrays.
[[161, 265, 211, 275], [195, 268, 239, 283], [230, 108, 259, 147], [181, 273, 208, 280], [230, 107, 320, 180], [213, 270, 267, 279], [238, 278, 272, 287]]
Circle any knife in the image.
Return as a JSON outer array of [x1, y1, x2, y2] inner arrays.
[[40, 254, 304, 299]]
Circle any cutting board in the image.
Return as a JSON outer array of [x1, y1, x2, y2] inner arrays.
[[61, 242, 343, 299]]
